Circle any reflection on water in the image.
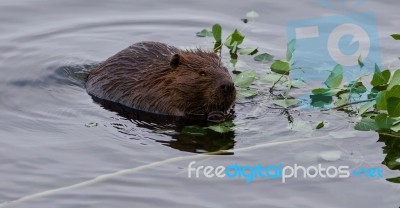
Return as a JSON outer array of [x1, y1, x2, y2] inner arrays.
[[378, 133, 400, 183], [9, 64, 92, 89], [92, 95, 236, 153]]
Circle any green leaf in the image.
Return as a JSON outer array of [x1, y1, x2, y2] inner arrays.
[[213, 41, 222, 53], [388, 69, 400, 90], [273, 99, 298, 108], [196, 29, 213, 37], [316, 122, 324, 129], [85, 122, 98, 127], [390, 123, 400, 132], [208, 125, 231, 133], [376, 91, 387, 110], [212, 24, 222, 42], [254, 53, 274, 62], [347, 81, 367, 94], [371, 64, 390, 87], [181, 125, 207, 136], [229, 41, 239, 58], [379, 135, 400, 171], [238, 47, 258, 55], [375, 114, 395, 129], [207, 121, 234, 134], [368, 88, 379, 99], [387, 177, 400, 183], [310, 94, 333, 107], [386, 85, 400, 99], [234, 69, 256, 88], [338, 92, 349, 99], [286, 39, 296, 62], [359, 101, 375, 114], [391, 34, 400, 40], [237, 89, 258, 99], [288, 79, 307, 88], [334, 97, 348, 107], [393, 119, 400, 126], [358, 54, 364, 68], [286, 51, 293, 62], [246, 10, 259, 18], [324, 64, 343, 88], [270, 60, 290, 75], [387, 97, 400, 117], [287, 39, 296, 54], [230, 57, 238, 67], [382, 69, 391, 82], [312, 88, 342, 96], [225, 29, 245, 48], [355, 118, 380, 131], [261, 73, 284, 83]]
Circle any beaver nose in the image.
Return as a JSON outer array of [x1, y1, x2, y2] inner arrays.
[[220, 82, 235, 94]]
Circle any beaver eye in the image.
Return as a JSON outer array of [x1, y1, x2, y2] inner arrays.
[[199, 71, 207, 76]]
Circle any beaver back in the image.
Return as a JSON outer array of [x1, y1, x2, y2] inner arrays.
[[86, 41, 236, 117]]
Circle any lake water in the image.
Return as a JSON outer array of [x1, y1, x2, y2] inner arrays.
[[0, 0, 399, 207]]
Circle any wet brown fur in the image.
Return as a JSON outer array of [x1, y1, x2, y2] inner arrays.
[[86, 41, 236, 116]]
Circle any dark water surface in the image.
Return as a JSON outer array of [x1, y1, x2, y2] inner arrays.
[[0, 0, 399, 207]]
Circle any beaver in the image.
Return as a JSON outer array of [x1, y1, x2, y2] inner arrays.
[[86, 41, 236, 120]]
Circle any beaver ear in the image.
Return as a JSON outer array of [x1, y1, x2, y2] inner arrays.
[[170, 54, 181, 70]]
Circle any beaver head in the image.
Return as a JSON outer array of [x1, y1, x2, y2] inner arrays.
[[164, 50, 236, 116]]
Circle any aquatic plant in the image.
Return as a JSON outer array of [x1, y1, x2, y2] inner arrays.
[[197, 17, 400, 138]]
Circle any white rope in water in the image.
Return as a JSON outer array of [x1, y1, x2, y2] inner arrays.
[[0, 136, 324, 207]]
